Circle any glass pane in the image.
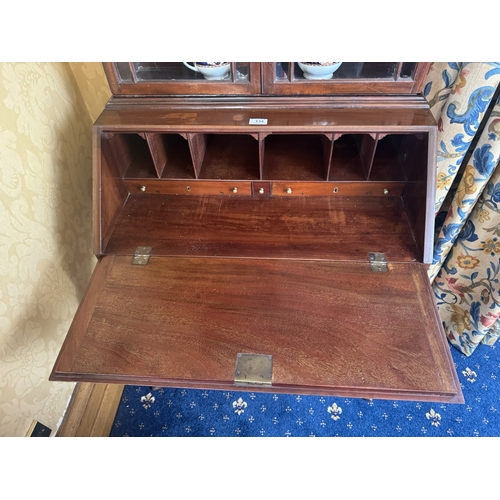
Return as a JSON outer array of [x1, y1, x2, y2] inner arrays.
[[400, 62, 416, 78], [235, 63, 250, 82], [134, 62, 208, 81], [293, 62, 399, 80], [126, 62, 249, 83], [275, 62, 290, 81]]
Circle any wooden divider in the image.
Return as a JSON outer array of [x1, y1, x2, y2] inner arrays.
[[102, 131, 421, 183]]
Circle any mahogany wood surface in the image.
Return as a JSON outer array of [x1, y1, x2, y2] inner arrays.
[[410, 63, 433, 94], [105, 95, 433, 111], [126, 134, 393, 182], [263, 135, 326, 181], [145, 133, 168, 177], [94, 132, 129, 255], [126, 180, 254, 197], [50, 255, 462, 403], [358, 134, 377, 179], [92, 100, 437, 271], [95, 105, 436, 133], [320, 134, 334, 179], [329, 135, 365, 181], [198, 134, 260, 180], [370, 135, 407, 181], [269, 181, 405, 197], [103, 194, 420, 262], [125, 180, 406, 197], [156, 134, 195, 179], [101, 130, 431, 184], [56, 382, 124, 437], [187, 133, 207, 178], [402, 133, 432, 262]]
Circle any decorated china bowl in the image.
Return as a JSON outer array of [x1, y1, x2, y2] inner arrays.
[[298, 62, 342, 80], [183, 62, 231, 80]]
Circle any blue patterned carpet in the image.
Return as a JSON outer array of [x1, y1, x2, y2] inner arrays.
[[110, 342, 499, 437]]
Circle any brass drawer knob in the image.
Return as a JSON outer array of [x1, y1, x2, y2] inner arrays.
[[232, 187, 238, 193], [258, 188, 265, 194], [286, 188, 292, 194]]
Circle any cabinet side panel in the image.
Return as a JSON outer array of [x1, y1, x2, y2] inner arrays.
[[401, 132, 432, 263], [94, 131, 129, 255]]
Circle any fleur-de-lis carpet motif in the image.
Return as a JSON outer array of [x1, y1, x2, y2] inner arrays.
[[110, 343, 499, 437]]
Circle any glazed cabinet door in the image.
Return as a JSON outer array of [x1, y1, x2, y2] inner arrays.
[[262, 62, 431, 95], [104, 62, 262, 95]]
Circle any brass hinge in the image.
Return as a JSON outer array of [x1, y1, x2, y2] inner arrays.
[[369, 252, 388, 272], [234, 353, 273, 386], [132, 246, 152, 265]]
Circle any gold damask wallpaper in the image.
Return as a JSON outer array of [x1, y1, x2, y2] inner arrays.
[[0, 62, 111, 436], [69, 63, 112, 123]]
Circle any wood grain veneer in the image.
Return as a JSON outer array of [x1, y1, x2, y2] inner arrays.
[[50, 256, 462, 403], [95, 105, 437, 132], [103, 194, 421, 262], [56, 382, 124, 437]]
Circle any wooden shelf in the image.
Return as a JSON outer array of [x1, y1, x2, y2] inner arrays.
[[263, 135, 329, 181], [198, 134, 260, 180]]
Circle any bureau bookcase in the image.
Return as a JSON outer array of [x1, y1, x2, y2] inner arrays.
[[51, 63, 463, 403]]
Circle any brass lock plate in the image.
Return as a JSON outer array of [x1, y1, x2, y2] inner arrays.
[[234, 353, 273, 386], [252, 181, 271, 197]]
